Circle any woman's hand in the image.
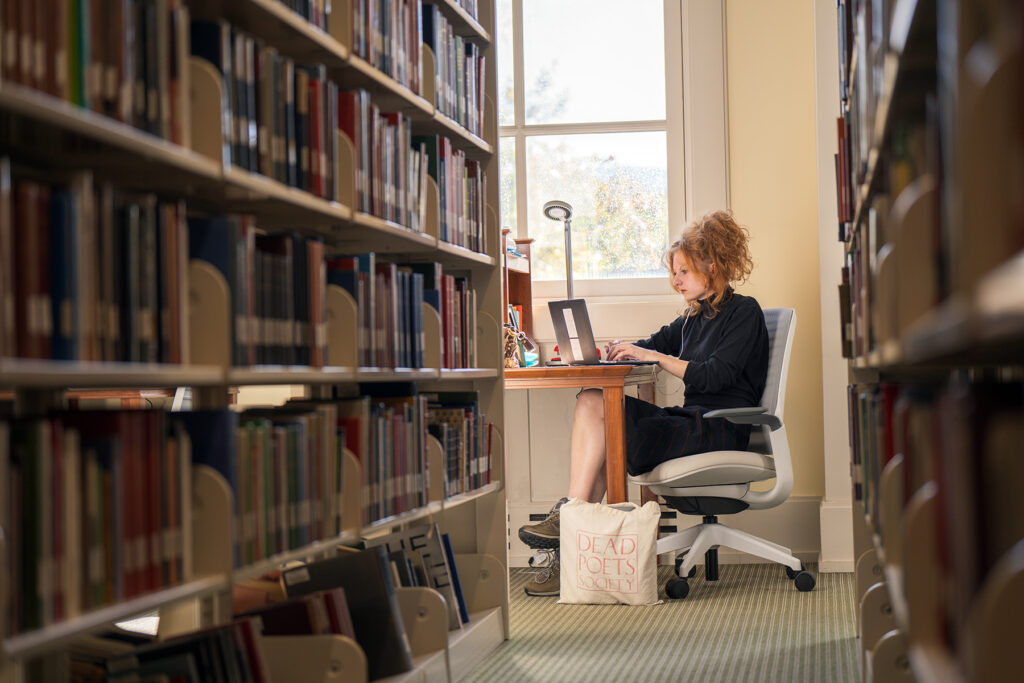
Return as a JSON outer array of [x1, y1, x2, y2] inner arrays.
[[605, 340, 654, 362], [605, 340, 690, 380]]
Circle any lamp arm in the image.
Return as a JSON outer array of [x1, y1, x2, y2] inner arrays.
[[564, 217, 573, 300]]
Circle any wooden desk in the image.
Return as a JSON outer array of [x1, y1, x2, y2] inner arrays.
[[503, 364, 658, 504]]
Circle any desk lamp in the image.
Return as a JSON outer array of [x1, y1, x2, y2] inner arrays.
[[543, 199, 574, 299]]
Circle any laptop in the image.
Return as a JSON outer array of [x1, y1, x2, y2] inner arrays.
[[547, 299, 658, 366]]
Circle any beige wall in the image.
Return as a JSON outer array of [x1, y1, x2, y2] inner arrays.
[[725, 0, 824, 496]]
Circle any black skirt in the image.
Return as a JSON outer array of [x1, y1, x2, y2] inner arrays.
[[623, 396, 752, 476]]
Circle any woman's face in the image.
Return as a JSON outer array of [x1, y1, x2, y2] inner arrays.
[[671, 251, 710, 303]]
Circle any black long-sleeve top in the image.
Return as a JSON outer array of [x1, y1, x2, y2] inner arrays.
[[635, 291, 769, 411]]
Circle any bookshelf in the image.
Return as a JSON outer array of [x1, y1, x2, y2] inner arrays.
[[835, 1, 1023, 682], [0, 0, 506, 681], [501, 229, 533, 338]]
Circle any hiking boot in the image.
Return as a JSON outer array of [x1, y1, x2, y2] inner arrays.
[[524, 552, 560, 597], [518, 497, 568, 550]]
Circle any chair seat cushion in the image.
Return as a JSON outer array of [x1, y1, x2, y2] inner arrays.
[[628, 450, 776, 488]]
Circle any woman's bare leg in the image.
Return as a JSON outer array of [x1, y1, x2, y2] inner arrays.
[[568, 389, 608, 503]]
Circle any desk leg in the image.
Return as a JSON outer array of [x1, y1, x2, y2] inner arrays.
[[603, 386, 627, 503]]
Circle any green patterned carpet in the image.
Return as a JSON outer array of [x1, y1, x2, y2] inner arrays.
[[463, 564, 859, 683]]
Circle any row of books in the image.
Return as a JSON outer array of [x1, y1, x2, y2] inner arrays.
[[343, 87, 431, 232], [277, 0, 332, 32], [428, 134, 487, 252], [235, 403, 348, 568], [328, 254, 478, 370], [100, 617, 271, 683], [0, 0, 192, 145], [0, 409, 211, 635], [426, 390, 491, 497], [192, 19, 338, 196], [190, 214, 330, 368], [848, 377, 1024, 665], [351, 0, 425, 96], [423, 3, 487, 137], [0, 161, 190, 364], [332, 385, 429, 524]]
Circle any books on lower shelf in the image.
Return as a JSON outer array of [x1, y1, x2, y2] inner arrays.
[[848, 376, 1024, 675], [363, 522, 468, 631], [105, 617, 271, 683], [282, 545, 415, 680], [2, 409, 194, 635]]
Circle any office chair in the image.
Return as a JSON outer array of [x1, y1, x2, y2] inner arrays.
[[628, 308, 815, 599]]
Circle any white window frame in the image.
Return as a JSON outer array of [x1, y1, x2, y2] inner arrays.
[[500, 0, 729, 301]]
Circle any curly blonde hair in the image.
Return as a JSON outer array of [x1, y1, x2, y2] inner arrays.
[[665, 209, 754, 317]]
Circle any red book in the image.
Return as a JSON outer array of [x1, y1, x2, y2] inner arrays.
[[321, 588, 357, 640]]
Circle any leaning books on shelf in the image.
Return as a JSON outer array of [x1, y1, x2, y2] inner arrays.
[[281, 545, 415, 680], [363, 522, 467, 631], [104, 617, 270, 683]]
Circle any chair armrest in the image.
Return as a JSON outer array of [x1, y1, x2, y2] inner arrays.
[[702, 406, 781, 430]]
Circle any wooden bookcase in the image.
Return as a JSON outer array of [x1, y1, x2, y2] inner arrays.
[[0, 1, 506, 681], [501, 229, 534, 338], [835, 1, 1024, 681]]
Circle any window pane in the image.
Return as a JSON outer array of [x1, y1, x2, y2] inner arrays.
[[497, 0, 514, 126], [526, 132, 668, 281], [523, 0, 665, 125], [499, 137, 517, 236]]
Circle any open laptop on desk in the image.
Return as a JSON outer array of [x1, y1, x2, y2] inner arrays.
[[547, 299, 658, 366]]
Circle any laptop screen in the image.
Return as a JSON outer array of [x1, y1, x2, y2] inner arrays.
[[548, 299, 599, 363]]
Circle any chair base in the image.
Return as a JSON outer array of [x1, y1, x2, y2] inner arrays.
[[656, 517, 803, 579]]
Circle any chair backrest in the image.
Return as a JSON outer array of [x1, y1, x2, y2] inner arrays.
[[760, 308, 796, 421]]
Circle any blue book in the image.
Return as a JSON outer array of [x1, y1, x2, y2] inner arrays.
[[49, 189, 79, 360], [441, 532, 470, 624], [190, 20, 233, 167], [171, 410, 239, 566]]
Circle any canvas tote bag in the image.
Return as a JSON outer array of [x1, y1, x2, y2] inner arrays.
[[558, 499, 662, 605]]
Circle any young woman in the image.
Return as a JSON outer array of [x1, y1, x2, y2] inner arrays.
[[519, 209, 770, 596]]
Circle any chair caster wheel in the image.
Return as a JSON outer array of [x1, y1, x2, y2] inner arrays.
[[785, 562, 805, 580], [793, 571, 816, 592], [674, 556, 697, 579], [665, 577, 690, 599]]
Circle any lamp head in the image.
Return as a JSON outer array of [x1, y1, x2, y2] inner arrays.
[[543, 200, 573, 222]]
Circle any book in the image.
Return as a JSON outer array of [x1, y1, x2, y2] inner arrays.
[[441, 532, 469, 624], [281, 546, 414, 680], [236, 594, 332, 636]]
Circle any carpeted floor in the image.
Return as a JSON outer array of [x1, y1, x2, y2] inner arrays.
[[462, 563, 859, 683]]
